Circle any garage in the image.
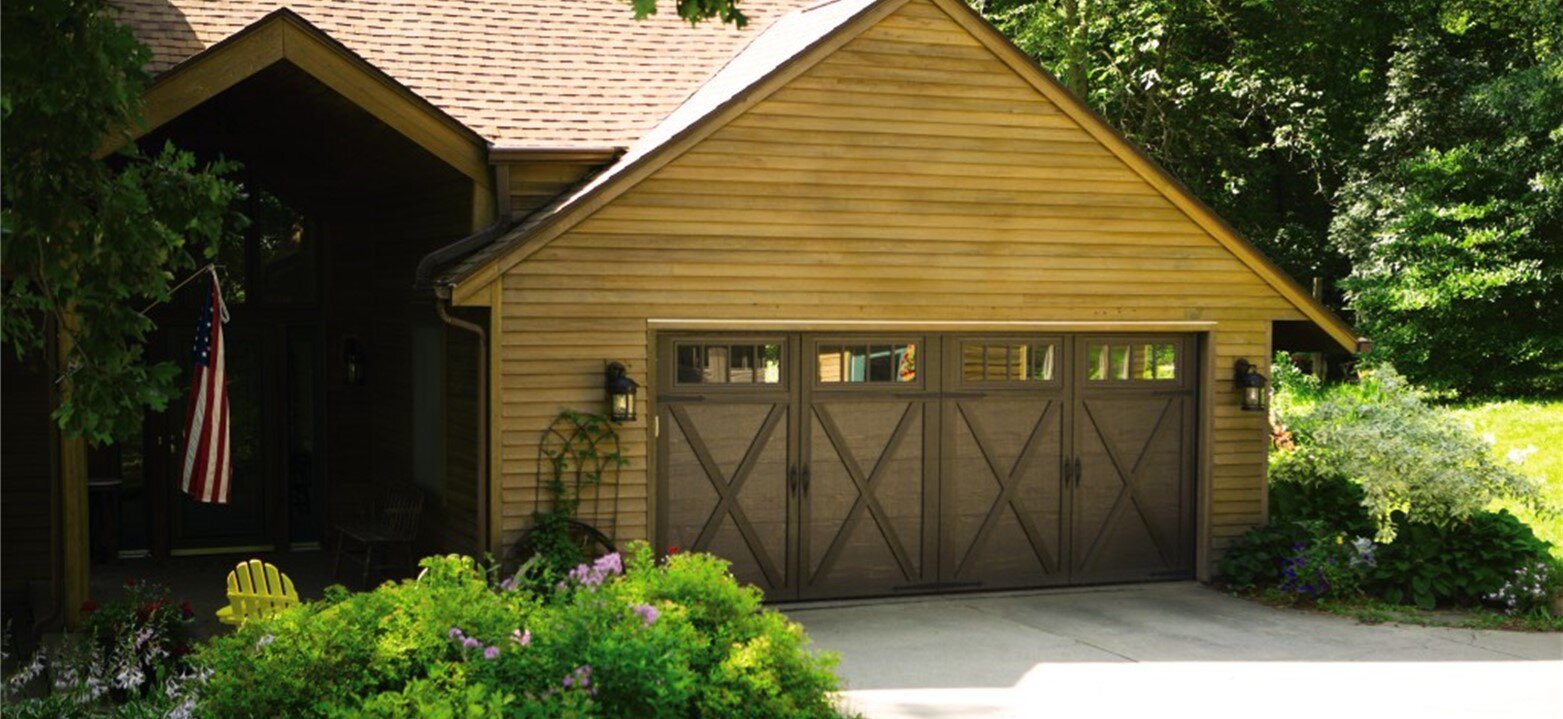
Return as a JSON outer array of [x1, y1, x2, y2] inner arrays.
[[656, 333, 1197, 600]]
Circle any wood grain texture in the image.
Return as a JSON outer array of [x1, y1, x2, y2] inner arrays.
[[487, 0, 1280, 575]]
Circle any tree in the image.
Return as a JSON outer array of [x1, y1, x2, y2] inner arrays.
[[1, 0, 247, 444], [629, 0, 751, 26], [972, 0, 1402, 289], [1331, 3, 1562, 396]]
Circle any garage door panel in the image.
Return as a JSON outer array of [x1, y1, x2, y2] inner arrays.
[[661, 401, 791, 595], [942, 397, 1065, 588], [803, 400, 927, 597], [1073, 394, 1192, 581]]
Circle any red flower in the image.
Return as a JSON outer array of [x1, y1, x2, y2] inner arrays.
[[125, 578, 139, 587], [180, 600, 194, 619], [80, 599, 99, 614], [135, 602, 155, 622], [667, 546, 681, 555], [171, 643, 191, 659]]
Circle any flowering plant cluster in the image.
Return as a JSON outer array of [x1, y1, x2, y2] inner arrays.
[[2, 580, 207, 718], [1278, 532, 1377, 600], [1485, 559, 1562, 615], [187, 546, 847, 718]]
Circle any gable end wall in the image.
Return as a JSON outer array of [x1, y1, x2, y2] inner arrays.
[[489, 0, 1296, 574]]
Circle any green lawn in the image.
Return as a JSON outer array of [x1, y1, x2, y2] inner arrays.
[[1447, 399, 1563, 557]]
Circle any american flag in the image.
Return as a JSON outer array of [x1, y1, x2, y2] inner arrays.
[[180, 271, 231, 504]]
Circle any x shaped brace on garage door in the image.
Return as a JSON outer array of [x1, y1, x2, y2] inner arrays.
[[953, 400, 1060, 578], [1077, 399, 1179, 571], [808, 402, 921, 586], [669, 403, 787, 589]]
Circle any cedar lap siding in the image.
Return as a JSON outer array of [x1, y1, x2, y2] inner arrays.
[[442, 0, 1355, 585], [71, 0, 1354, 603]]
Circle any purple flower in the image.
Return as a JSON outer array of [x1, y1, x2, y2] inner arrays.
[[564, 665, 592, 690], [633, 604, 660, 627], [594, 553, 623, 576], [511, 628, 532, 646], [447, 627, 464, 641], [462, 637, 483, 651], [499, 577, 517, 592], [483, 646, 500, 661], [564, 552, 626, 590]]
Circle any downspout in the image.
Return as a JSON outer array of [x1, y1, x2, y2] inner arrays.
[[435, 296, 488, 557], [417, 220, 509, 557]]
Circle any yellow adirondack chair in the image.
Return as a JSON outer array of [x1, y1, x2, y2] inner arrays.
[[215, 559, 300, 626]]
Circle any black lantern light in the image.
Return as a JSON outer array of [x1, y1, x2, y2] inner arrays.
[[1234, 359, 1268, 412], [343, 336, 367, 386], [604, 361, 638, 423]]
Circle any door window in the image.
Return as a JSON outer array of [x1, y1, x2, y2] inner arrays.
[[816, 343, 918, 383]]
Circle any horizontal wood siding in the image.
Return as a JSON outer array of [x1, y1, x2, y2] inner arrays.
[[492, 0, 1296, 573], [505, 161, 606, 220]]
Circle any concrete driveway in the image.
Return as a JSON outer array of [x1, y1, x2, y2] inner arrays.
[[784, 583, 1563, 719]]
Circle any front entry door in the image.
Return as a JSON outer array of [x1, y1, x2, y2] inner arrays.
[[144, 316, 321, 556]]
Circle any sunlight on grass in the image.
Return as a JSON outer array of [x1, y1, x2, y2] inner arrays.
[[1447, 399, 1563, 558]]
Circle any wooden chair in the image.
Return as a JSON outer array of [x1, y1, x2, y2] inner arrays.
[[333, 487, 424, 588], [215, 559, 300, 626]]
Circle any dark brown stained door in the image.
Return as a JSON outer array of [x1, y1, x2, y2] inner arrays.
[[657, 336, 795, 598], [938, 337, 1068, 590], [799, 336, 934, 598], [655, 332, 1198, 600], [1070, 336, 1197, 583]]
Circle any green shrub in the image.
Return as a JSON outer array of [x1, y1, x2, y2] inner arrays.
[[194, 548, 847, 718], [1368, 510, 1553, 609], [1219, 521, 1310, 590], [1268, 474, 1375, 537], [1269, 358, 1545, 541]]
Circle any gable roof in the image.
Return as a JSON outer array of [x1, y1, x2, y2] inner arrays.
[[112, 0, 817, 148], [435, 0, 1358, 351]]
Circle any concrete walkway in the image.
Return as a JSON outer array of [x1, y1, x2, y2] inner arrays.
[[785, 583, 1563, 719]]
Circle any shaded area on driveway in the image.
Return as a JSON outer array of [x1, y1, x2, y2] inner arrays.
[[785, 582, 1563, 719]]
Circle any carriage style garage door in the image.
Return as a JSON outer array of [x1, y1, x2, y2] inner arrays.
[[657, 333, 1198, 601]]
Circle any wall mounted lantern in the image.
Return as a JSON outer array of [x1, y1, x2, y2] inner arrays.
[[1234, 359, 1268, 412], [605, 361, 638, 423], [343, 336, 367, 386]]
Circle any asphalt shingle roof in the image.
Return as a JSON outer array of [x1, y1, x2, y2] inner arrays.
[[113, 0, 817, 147]]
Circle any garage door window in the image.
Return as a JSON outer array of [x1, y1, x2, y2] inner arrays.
[[1088, 342, 1178, 382], [817, 343, 917, 383], [675, 343, 783, 384], [961, 342, 1055, 382]]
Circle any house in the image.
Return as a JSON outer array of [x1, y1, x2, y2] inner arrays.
[[1, 0, 1357, 623]]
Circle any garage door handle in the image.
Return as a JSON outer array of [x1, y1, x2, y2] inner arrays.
[[788, 466, 798, 496], [1073, 457, 1082, 485], [801, 466, 811, 496]]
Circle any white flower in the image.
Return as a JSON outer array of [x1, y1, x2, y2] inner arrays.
[[1505, 445, 1537, 465]]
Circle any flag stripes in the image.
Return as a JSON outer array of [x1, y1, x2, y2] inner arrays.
[[180, 271, 231, 504]]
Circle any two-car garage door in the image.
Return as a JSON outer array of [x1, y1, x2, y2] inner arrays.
[[656, 333, 1197, 600]]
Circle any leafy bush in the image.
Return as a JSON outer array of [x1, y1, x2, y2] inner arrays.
[[1368, 509, 1553, 609], [1269, 359, 1545, 541], [1218, 521, 1310, 591], [1220, 360, 1559, 612], [195, 546, 847, 719]]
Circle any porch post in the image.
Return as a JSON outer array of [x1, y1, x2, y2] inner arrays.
[[56, 312, 91, 629]]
